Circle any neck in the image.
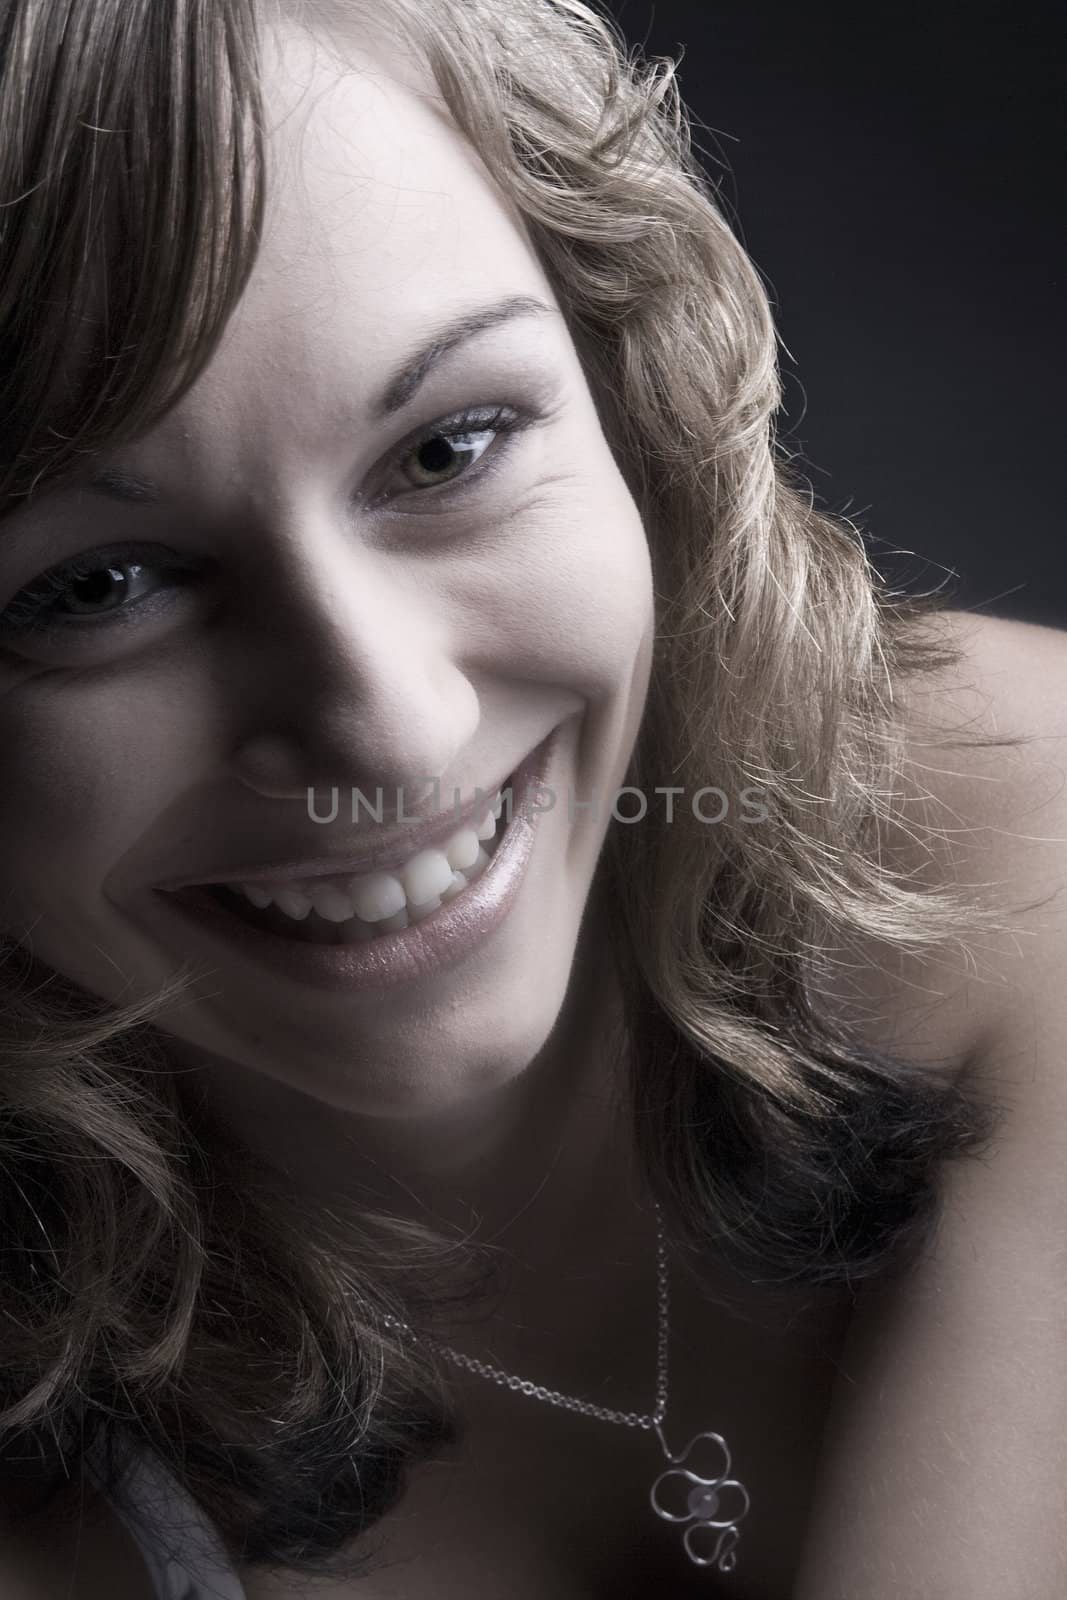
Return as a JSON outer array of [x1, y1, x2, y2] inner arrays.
[[173, 919, 639, 1282], [170, 923, 667, 1399]]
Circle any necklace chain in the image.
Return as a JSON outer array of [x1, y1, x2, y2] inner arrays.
[[380, 1200, 671, 1430], [378, 1198, 753, 1575]]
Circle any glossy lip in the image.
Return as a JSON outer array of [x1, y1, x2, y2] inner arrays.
[[157, 763, 519, 893], [150, 723, 561, 993]]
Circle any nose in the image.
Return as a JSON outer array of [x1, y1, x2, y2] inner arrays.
[[225, 529, 480, 806]]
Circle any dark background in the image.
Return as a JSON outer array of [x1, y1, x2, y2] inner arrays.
[[605, 1, 1064, 627]]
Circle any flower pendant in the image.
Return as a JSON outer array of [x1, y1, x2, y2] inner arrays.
[[650, 1425, 751, 1574]]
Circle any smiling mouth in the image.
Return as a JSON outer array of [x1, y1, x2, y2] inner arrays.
[[175, 782, 514, 947]]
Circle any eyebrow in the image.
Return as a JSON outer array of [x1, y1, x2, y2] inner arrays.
[[67, 293, 558, 509]]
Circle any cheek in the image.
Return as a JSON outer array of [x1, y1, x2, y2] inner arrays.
[[457, 476, 655, 698], [0, 677, 183, 926]]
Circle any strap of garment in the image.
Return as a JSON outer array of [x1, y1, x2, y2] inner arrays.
[[82, 1431, 248, 1600]]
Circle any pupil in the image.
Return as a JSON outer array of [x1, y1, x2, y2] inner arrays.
[[418, 437, 456, 474], [69, 568, 123, 612]]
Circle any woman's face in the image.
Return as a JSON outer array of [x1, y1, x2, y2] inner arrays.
[[0, 22, 654, 1119]]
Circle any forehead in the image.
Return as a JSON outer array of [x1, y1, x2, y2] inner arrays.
[[0, 15, 563, 527], [242, 19, 546, 356], [92, 16, 561, 486]]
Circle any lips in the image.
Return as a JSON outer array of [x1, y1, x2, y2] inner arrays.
[[187, 813, 506, 945], [148, 722, 563, 993], [154, 756, 530, 896]]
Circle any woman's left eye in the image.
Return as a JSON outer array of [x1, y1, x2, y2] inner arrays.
[[378, 404, 536, 505]]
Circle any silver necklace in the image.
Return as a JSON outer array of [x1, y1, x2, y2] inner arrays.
[[380, 1199, 752, 1575]]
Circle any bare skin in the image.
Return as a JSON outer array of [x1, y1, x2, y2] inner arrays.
[[0, 22, 655, 1283], [4, 625, 1064, 1593]]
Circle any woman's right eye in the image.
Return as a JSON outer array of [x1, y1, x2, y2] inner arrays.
[[0, 543, 205, 644]]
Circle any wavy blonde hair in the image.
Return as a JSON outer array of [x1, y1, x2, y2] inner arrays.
[[0, 0, 1018, 1582]]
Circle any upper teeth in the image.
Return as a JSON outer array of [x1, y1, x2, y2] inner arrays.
[[220, 789, 505, 923]]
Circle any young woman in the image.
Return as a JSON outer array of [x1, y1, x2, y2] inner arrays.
[[1, 1, 1064, 1596]]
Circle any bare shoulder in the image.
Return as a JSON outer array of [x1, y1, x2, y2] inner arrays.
[[794, 608, 1067, 1597], [811, 606, 1067, 1072]]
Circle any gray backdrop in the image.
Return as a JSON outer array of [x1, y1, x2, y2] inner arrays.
[[606, 1, 1064, 627]]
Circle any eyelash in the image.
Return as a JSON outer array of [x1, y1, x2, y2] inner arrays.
[[0, 403, 537, 643]]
